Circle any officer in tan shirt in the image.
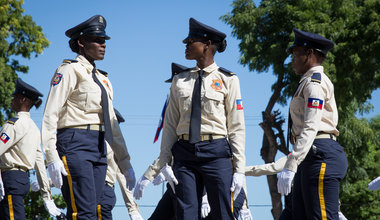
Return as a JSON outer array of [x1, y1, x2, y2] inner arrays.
[[0, 78, 61, 219], [277, 29, 347, 220], [41, 15, 135, 219], [135, 18, 246, 220]]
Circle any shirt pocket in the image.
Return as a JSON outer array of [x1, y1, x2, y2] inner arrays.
[[78, 84, 102, 113], [290, 96, 304, 115], [204, 90, 224, 114], [177, 89, 192, 112]]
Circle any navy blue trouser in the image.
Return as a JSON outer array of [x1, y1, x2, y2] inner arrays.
[[172, 138, 234, 220], [278, 192, 292, 220], [149, 184, 176, 220], [0, 170, 29, 220], [57, 128, 107, 220], [98, 184, 116, 220], [292, 139, 347, 220]]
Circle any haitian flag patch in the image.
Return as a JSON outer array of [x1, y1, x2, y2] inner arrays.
[[52, 73, 63, 86], [236, 99, 243, 110], [307, 98, 323, 110], [0, 132, 10, 144]]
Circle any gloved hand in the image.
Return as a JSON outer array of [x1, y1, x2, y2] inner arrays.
[[133, 175, 150, 200], [43, 199, 62, 216], [152, 172, 166, 185], [338, 211, 348, 220], [0, 170, 4, 201], [239, 208, 253, 220], [124, 168, 136, 190], [130, 213, 144, 220], [277, 168, 295, 196], [30, 180, 40, 192], [201, 194, 211, 218], [160, 165, 178, 194], [230, 172, 244, 200], [48, 160, 68, 188], [368, 176, 380, 191]]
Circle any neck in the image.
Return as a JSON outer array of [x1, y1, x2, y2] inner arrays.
[[196, 57, 214, 70]]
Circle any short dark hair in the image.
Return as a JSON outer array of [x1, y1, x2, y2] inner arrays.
[[69, 38, 79, 53]]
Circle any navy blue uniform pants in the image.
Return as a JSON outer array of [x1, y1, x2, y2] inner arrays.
[[292, 139, 347, 220], [172, 139, 234, 220], [149, 184, 176, 220], [0, 170, 29, 220], [57, 128, 107, 220], [98, 184, 116, 220]]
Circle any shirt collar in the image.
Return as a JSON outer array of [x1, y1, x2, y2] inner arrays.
[[299, 65, 324, 83], [16, 111, 30, 118], [192, 62, 219, 74], [76, 55, 95, 73]]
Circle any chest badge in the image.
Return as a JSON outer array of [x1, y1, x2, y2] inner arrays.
[[211, 79, 223, 91], [103, 80, 110, 90]]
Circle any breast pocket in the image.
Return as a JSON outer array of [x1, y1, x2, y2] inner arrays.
[[204, 90, 224, 114], [291, 96, 304, 114], [177, 89, 192, 112], [78, 84, 102, 113]]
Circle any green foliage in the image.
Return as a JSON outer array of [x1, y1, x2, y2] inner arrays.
[[24, 190, 66, 220], [0, 0, 49, 125]]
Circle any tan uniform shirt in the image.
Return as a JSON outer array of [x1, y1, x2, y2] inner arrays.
[[285, 66, 338, 172], [0, 112, 51, 200], [42, 55, 131, 172], [245, 156, 287, 176], [144, 62, 246, 180], [105, 144, 140, 215]]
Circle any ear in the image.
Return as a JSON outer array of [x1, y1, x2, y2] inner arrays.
[[77, 38, 85, 48]]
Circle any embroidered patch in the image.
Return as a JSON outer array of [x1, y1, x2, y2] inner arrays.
[[211, 79, 223, 91], [0, 132, 10, 144], [307, 98, 323, 109], [103, 80, 110, 90], [52, 73, 63, 86], [236, 99, 243, 110]]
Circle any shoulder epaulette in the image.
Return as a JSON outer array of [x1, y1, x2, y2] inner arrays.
[[98, 69, 108, 77], [311, 72, 321, 83], [6, 117, 18, 125], [218, 67, 235, 76], [62, 59, 78, 64]]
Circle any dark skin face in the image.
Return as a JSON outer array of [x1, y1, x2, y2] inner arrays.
[[291, 46, 320, 75], [185, 37, 214, 69], [11, 94, 31, 112], [77, 36, 106, 65]]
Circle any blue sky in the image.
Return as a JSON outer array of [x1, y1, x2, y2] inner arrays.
[[19, 1, 380, 219]]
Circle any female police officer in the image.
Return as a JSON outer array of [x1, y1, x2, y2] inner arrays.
[[277, 29, 347, 220], [137, 18, 246, 219], [41, 15, 135, 219]]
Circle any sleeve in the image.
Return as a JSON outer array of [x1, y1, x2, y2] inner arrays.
[[284, 82, 325, 172], [144, 82, 179, 181], [245, 156, 287, 176], [110, 117, 132, 173], [41, 65, 76, 164], [116, 168, 140, 215], [225, 75, 246, 173], [34, 145, 52, 200], [0, 123, 25, 156]]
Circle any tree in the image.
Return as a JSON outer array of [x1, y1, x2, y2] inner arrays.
[[24, 190, 66, 220], [0, 0, 49, 125], [222, 0, 380, 218]]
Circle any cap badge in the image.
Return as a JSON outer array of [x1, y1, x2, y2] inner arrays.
[[99, 16, 104, 23]]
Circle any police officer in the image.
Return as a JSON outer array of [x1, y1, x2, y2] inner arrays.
[[41, 15, 135, 219], [137, 18, 246, 219], [277, 28, 348, 220], [0, 78, 61, 219], [99, 109, 143, 220]]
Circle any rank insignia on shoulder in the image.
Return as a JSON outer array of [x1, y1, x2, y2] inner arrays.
[[219, 67, 235, 76], [62, 59, 78, 64], [52, 73, 63, 86], [0, 132, 10, 144], [98, 69, 108, 77], [6, 118, 18, 125], [211, 79, 223, 91], [311, 72, 321, 83]]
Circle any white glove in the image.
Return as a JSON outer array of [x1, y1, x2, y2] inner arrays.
[[160, 165, 178, 194], [43, 199, 62, 216], [0, 170, 4, 201], [48, 160, 68, 188], [152, 172, 166, 185], [124, 168, 136, 191], [239, 208, 253, 220], [133, 175, 150, 200], [368, 176, 380, 191], [230, 172, 244, 200], [338, 211, 347, 220], [277, 168, 295, 196], [30, 180, 40, 192], [201, 194, 211, 218], [130, 213, 144, 220]]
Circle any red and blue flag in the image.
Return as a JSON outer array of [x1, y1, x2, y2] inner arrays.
[[307, 98, 323, 110], [154, 96, 169, 143]]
